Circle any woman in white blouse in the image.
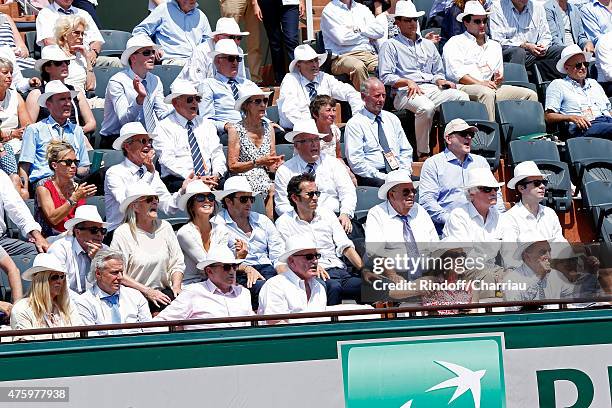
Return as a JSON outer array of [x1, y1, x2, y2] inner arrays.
[[54, 15, 95, 98], [110, 183, 185, 313], [176, 180, 246, 285], [10, 253, 83, 341]]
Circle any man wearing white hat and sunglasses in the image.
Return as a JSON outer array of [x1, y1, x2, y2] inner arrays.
[[132, 0, 212, 66], [200, 39, 259, 142], [177, 17, 248, 87], [379, 0, 469, 159], [154, 80, 227, 193], [99, 34, 172, 149], [442, 1, 538, 122], [277, 44, 363, 129], [48, 205, 108, 295], [544, 44, 612, 137], [19, 79, 91, 190]]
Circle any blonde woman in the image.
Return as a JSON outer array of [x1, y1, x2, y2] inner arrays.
[[54, 15, 95, 96], [10, 253, 83, 341], [35, 140, 97, 237], [110, 183, 185, 314]]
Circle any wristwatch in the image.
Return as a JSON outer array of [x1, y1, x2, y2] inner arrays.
[[66, 197, 76, 207], [0, 146, 5, 153]]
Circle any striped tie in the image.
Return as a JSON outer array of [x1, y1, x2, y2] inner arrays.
[[305, 162, 316, 175], [306, 82, 317, 101], [228, 78, 239, 100], [141, 79, 158, 135], [58, 8, 74, 14], [187, 120, 206, 176], [136, 167, 145, 179]]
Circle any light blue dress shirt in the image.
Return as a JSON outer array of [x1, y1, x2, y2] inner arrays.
[[344, 108, 413, 179], [378, 33, 445, 85], [489, 0, 552, 47], [20, 116, 91, 183], [216, 209, 286, 268], [545, 77, 612, 117], [132, 0, 211, 61], [418, 149, 504, 233], [199, 73, 258, 133], [579, 0, 612, 45]]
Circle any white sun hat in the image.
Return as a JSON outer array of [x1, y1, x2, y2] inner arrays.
[[164, 79, 201, 104], [456, 0, 491, 22], [288, 44, 327, 73], [34, 44, 75, 71], [197, 245, 243, 270], [22, 253, 67, 281], [112, 121, 150, 150], [209, 38, 246, 58], [120, 34, 161, 67], [64, 205, 108, 232], [464, 168, 504, 189], [513, 238, 553, 261], [507, 161, 548, 190], [392, 0, 425, 18], [211, 17, 249, 36], [278, 235, 318, 263], [37, 79, 78, 107], [233, 82, 272, 110], [378, 169, 418, 200], [215, 175, 259, 201], [556, 44, 593, 75], [178, 179, 214, 211], [284, 119, 327, 143], [119, 183, 158, 214]]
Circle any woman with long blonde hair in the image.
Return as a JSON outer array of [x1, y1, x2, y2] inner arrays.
[[10, 253, 83, 341]]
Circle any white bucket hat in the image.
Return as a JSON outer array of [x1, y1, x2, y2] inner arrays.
[[392, 0, 425, 18], [120, 34, 161, 67], [234, 82, 272, 110], [197, 246, 243, 270], [278, 236, 318, 263], [378, 169, 418, 200], [211, 17, 249, 36], [37, 80, 78, 108], [288, 44, 327, 73], [209, 38, 246, 58], [119, 183, 158, 214], [215, 175, 259, 201], [64, 205, 108, 232], [34, 44, 75, 71], [284, 119, 327, 143], [464, 168, 504, 189], [556, 44, 593, 74], [513, 238, 552, 261], [112, 121, 150, 150], [22, 253, 67, 281], [164, 79, 201, 104], [507, 161, 548, 189], [456, 0, 491, 22], [444, 118, 479, 137], [178, 179, 214, 211]]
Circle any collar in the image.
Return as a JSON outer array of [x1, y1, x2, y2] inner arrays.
[[385, 200, 417, 219], [361, 108, 382, 123], [295, 154, 322, 170], [332, 0, 355, 11], [510, 0, 531, 14], [51, 2, 76, 13], [44, 115, 74, 130], [284, 268, 316, 290], [92, 283, 119, 300], [443, 148, 473, 164], [172, 110, 194, 127], [71, 236, 87, 256], [515, 200, 544, 219], [220, 208, 259, 229], [398, 32, 423, 45], [126, 67, 151, 82], [169, 0, 199, 15], [124, 158, 145, 174], [463, 30, 489, 46], [299, 72, 321, 85], [215, 72, 239, 83], [289, 208, 321, 224], [563, 76, 592, 90], [203, 278, 239, 296], [466, 201, 491, 223]]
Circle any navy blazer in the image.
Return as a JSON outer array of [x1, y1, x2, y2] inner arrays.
[[544, 0, 590, 48]]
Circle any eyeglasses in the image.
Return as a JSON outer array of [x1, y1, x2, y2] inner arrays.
[[221, 55, 243, 63], [76, 226, 107, 235], [392, 188, 417, 197], [185, 95, 202, 103], [136, 49, 155, 57], [50, 60, 70, 67], [128, 137, 152, 146], [194, 193, 216, 203], [138, 196, 159, 204], [521, 179, 549, 188], [211, 263, 237, 271], [478, 186, 499, 193], [225, 35, 243, 40], [248, 97, 269, 105], [293, 253, 322, 261], [304, 191, 322, 199], [472, 18, 488, 25], [234, 196, 255, 204], [57, 159, 80, 167], [398, 17, 419, 23], [71, 30, 84, 37], [572, 61, 589, 69], [454, 131, 475, 138], [49, 274, 66, 282]]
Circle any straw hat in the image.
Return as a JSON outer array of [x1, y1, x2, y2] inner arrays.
[[378, 169, 418, 200], [22, 253, 67, 281], [37, 80, 77, 108], [64, 205, 108, 232], [507, 161, 548, 190], [288, 44, 327, 73], [120, 34, 161, 67]]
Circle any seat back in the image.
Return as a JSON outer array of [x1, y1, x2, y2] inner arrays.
[[275, 144, 294, 161], [567, 137, 612, 164], [503, 63, 530, 83], [354, 186, 384, 222], [21, 67, 40, 81], [11, 254, 35, 294], [266, 105, 280, 123], [24, 31, 41, 59], [151, 65, 182, 96], [440, 101, 488, 125], [90, 108, 105, 149], [582, 180, 612, 209], [86, 196, 106, 219], [470, 121, 501, 171], [251, 194, 266, 215], [496, 100, 547, 142], [6, 199, 35, 239], [99, 30, 132, 57], [509, 140, 560, 165], [536, 160, 573, 212], [94, 66, 123, 99]]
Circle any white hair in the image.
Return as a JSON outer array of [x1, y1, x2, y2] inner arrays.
[[87, 248, 125, 283]]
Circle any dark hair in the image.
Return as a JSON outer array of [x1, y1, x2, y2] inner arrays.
[[309, 95, 337, 119], [221, 193, 236, 209], [41, 62, 52, 83], [186, 195, 216, 221], [287, 173, 316, 211], [462, 15, 472, 23]]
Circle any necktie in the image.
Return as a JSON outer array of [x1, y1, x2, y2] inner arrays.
[[375, 115, 393, 173], [305, 162, 316, 175], [535, 279, 546, 300], [102, 293, 121, 324], [228, 78, 239, 100], [136, 167, 145, 179], [187, 120, 206, 176], [306, 82, 317, 101], [141, 79, 158, 135], [58, 8, 74, 14], [398, 215, 420, 277]]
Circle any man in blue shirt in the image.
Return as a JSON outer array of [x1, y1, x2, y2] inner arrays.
[[132, 0, 211, 65], [19, 80, 90, 191], [545, 44, 612, 137], [579, 0, 612, 46]]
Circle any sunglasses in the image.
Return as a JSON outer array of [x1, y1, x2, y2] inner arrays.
[[478, 186, 499, 193], [185, 95, 202, 103], [194, 193, 216, 203], [572, 61, 589, 69], [521, 179, 549, 188], [136, 49, 155, 57], [128, 137, 152, 146], [49, 274, 66, 282], [76, 226, 107, 235], [221, 55, 243, 63], [472, 18, 488, 25], [57, 159, 80, 167], [211, 263, 237, 271], [294, 253, 322, 261], [455, 131, 475, 138], [248, 97, 269, 105], [304, 191, 322, 199], [234, 196, 255, 204], [393, 188, 417, 196], [225, 35, 243, 40], [138, 195, 159, 204], [398, 17, 419, 22], [49, 60, 70, 67]]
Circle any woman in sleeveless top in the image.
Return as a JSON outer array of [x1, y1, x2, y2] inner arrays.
[[227, 84, 284, 219], [25, 45, 96, 136]]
